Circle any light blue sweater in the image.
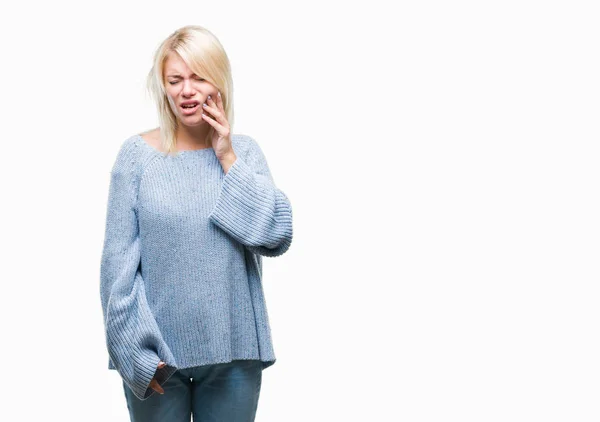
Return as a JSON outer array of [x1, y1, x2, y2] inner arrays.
[[100, 133, 293, 400]]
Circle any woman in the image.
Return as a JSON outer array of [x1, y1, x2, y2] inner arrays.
[[100, 25, 293, 422]]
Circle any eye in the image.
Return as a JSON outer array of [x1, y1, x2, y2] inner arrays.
[[168, 77, 204, 85]]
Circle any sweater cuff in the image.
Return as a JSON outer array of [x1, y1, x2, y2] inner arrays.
[[124, 348, 178, 400]]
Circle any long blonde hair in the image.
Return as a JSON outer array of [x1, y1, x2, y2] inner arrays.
[[146, 25, 234, 155]]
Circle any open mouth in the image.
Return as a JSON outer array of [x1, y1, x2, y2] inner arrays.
[[180, 102, 200, 114]]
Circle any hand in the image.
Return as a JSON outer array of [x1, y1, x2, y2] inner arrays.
[[201, 92, 234, 161], [149, 361, 167, 394]]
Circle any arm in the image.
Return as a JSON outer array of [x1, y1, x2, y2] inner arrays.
[[100, 140, 177, 400], [209, 136, 293, 257]]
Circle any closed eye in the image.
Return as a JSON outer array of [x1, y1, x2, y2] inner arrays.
[[169, 78, 205, 85]]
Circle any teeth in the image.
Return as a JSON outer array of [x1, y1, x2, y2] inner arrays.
[[182, 103, 197, 108]]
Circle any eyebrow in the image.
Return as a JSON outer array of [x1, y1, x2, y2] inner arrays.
[[166, 73, 198, 78]]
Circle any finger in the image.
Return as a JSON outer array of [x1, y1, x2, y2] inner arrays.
[[208, 94, 225, 120], [201, 101, 215, 116], [158, 361, 166, 369], [203, 99, 222, 121], [150, 379, 164, 394], [201, 112, 225, 133], [204, 99, 229, 129]]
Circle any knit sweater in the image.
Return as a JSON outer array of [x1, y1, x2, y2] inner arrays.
[[99, 133, 293, 401]]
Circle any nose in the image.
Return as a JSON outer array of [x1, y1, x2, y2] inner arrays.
[[182, 79, 195, 97]]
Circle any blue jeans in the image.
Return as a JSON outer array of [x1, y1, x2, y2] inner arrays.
[[122, 359, 263, 422]]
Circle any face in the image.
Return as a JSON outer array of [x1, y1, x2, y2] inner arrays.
[[163, 53, 217, 126]]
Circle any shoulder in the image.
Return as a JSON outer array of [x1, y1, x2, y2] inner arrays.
[[110, 132, 156, 176], [231, 133, 261, 159]]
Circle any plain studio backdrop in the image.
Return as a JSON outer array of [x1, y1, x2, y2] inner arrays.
[[0, 1, 598, 421]]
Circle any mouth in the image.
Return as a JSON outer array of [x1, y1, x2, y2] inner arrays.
[[180, 101, 200, 114]]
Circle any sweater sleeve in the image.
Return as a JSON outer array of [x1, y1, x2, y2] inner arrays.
[[100, 139, 178, 401], [209, 136, 293, 257]]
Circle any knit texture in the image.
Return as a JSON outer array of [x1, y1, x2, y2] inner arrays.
[[100, 133, 293, 400]]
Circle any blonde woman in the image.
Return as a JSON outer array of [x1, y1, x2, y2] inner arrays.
[[100, 25, 293, 422]]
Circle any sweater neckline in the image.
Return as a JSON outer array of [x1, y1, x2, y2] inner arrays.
[[135, 134, 215, 157]]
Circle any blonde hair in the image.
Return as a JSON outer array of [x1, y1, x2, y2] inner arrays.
[[146, 25, 234, 155]]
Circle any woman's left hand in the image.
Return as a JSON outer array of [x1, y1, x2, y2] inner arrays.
[[202, 92, 234, 162]]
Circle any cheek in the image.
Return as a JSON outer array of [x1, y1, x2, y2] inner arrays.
[[165, 86, 178, 99]]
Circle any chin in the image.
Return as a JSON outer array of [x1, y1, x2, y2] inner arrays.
[[179, 117, 205, 126]]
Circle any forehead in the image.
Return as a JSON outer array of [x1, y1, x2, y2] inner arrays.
[[164, 54, 193, 76]]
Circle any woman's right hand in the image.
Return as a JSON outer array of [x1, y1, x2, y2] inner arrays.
[[149, 361, 167, 394]]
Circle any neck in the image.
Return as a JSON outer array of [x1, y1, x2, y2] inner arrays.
[[175, 124, 212, 149]]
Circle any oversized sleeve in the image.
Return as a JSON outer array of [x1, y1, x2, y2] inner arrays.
[[208, 136, 293, 257], [100, 140, 178, 401]]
